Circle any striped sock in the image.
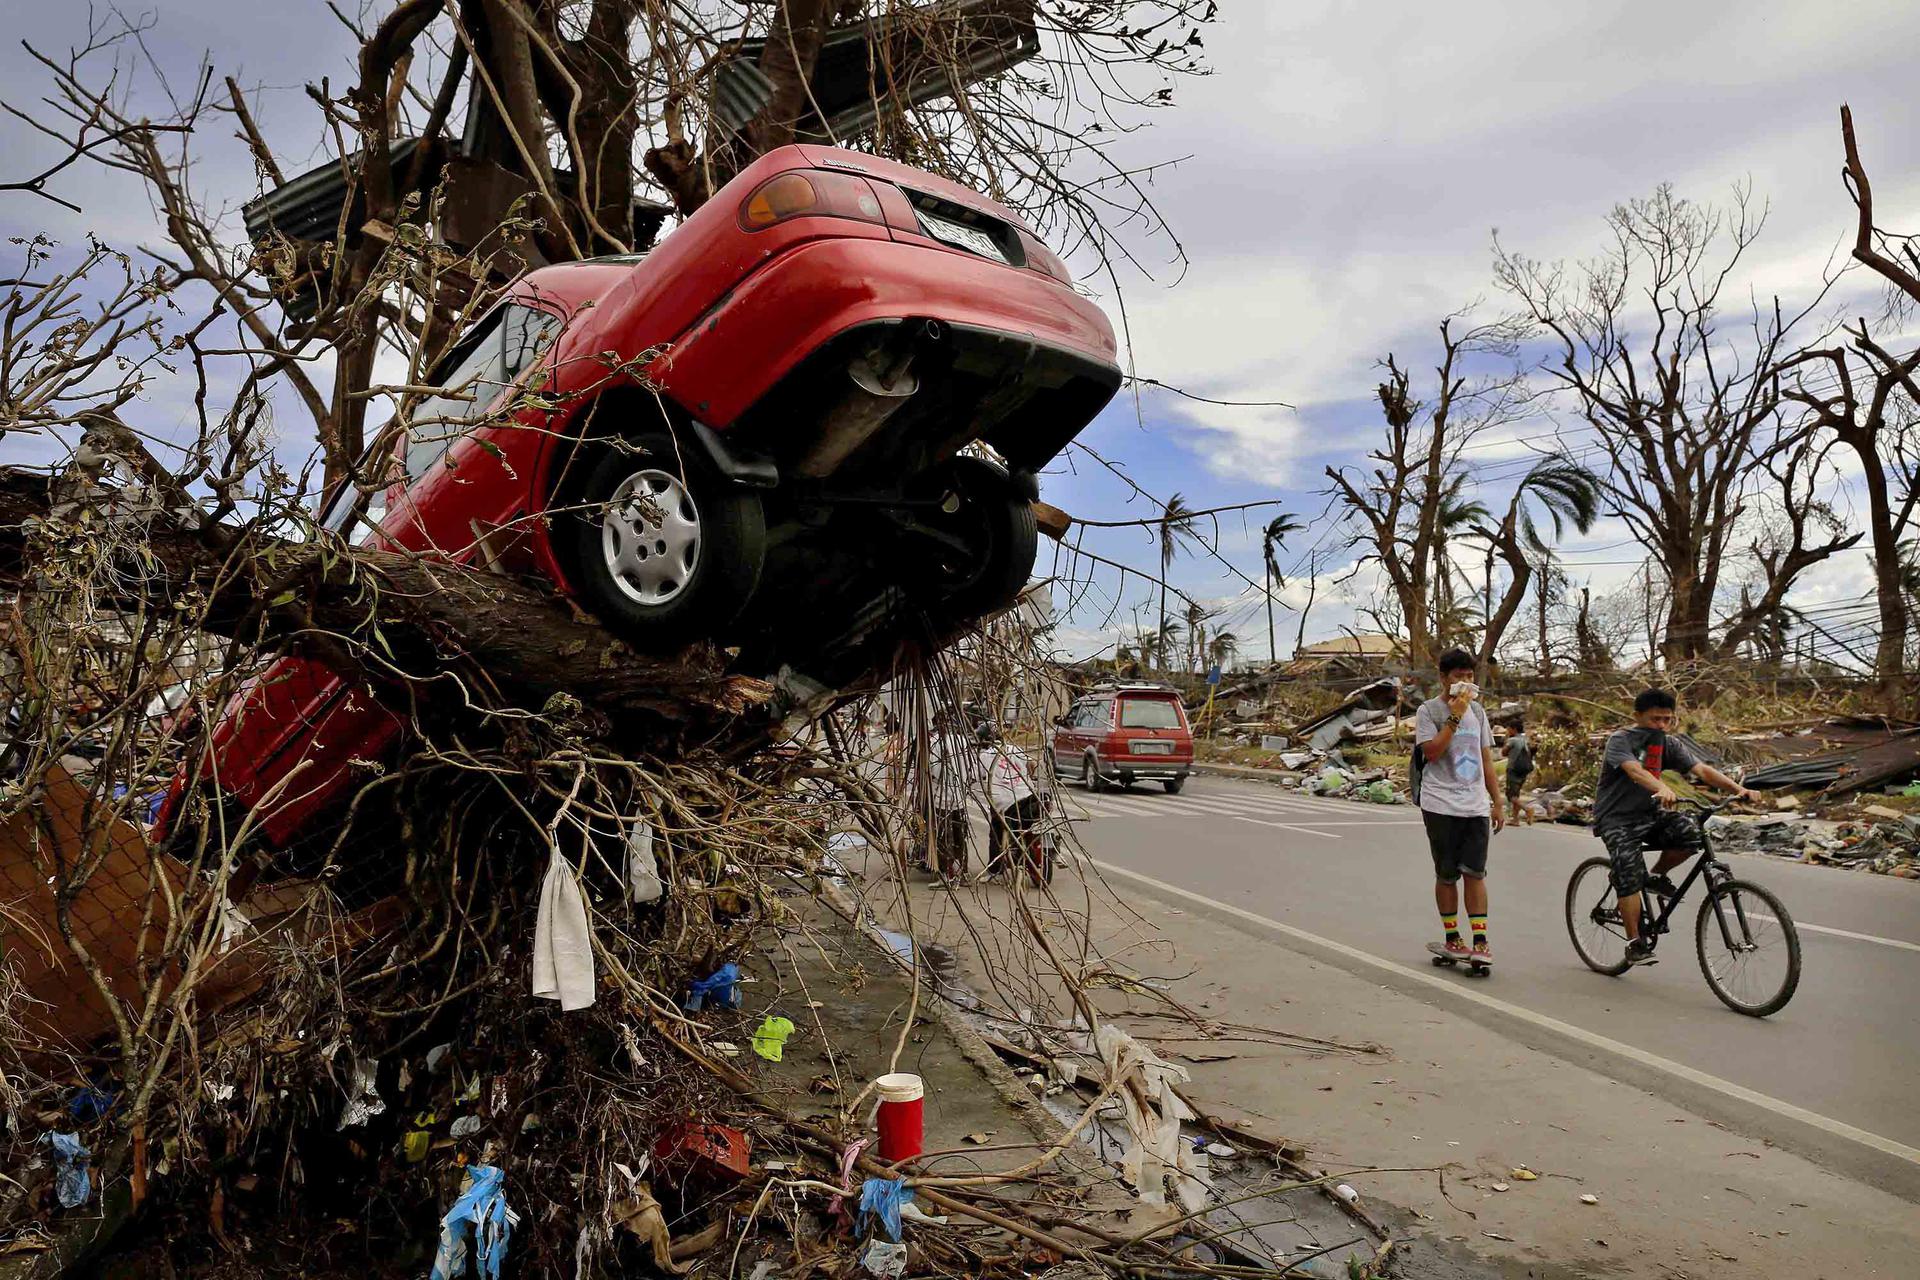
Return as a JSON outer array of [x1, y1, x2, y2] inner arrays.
[[1441, 913, 1460, 943], [1470, 913, 1488, 944]]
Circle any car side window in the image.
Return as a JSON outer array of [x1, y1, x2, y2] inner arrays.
[[404, 303, 560, 480]]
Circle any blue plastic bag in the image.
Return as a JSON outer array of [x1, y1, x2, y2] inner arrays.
[[857, 1177, 913, 1242], [429, 1164, 517, 1280], [685, 962, 740, 1012], [43, 1133, 90, 1208]]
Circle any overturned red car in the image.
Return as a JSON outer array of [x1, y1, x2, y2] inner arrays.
[[156, 143, 1121, 854]]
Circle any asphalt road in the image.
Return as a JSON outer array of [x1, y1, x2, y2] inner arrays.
[[1062, 772, 1920, 1188]]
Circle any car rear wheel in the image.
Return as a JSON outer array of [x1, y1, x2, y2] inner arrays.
[[559, 429, 765, 651], [922, 456, 1037, 620], [1082, 752, 1106, 793], [1163, 775, 1186, 795]]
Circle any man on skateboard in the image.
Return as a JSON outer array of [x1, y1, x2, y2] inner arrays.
[[1415, 649, 1504, 968]]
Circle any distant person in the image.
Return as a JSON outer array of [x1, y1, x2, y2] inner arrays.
[[927, 709, 976, 880], [1502, 718, 1535, 826], [1415, 649, 1504, 963], [1594, 689, 1759, 966]]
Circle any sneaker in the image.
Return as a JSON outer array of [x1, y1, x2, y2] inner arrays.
[[1624, 938, 1659, 967], [1471, 940, 1493, 963], [1645, 873, 1680, 898], [1440, 936, 1471, 959]]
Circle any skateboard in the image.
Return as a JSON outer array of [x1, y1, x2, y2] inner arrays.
[[1427, 940, 1493, 977]]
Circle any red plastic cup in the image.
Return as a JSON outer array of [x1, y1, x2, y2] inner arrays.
[[874, 1072, 924, 1162]]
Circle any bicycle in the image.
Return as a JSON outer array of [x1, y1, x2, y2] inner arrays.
[[1564, 797, 1802, 1016]]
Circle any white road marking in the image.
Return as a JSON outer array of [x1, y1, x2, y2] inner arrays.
[[1092, 858, 1920, 1172], [1752, 914, 1920, 955]]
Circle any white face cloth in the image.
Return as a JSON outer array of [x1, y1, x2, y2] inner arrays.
[[533, 846, 596, 1011]]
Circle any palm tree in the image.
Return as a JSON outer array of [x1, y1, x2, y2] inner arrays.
[[1478, 455, 1604, 662], [1209, 629, 1239, 669], [1432, 476, 1491, 650], [1260, 512, 1305, 664], [1155, 618, 1185, 671], [1182, 600, 1215, 673], [1157, 494, 1204, 672]]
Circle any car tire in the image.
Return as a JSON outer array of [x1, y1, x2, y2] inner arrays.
[[925, 456, 1037, 620], [1083, 753, 1106, 793], [558, 429, 765, 652], [1163, 775, 1186, 795]]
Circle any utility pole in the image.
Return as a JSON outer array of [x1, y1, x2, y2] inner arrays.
[[1642, 560, 1657, 672], [1295, 551, 1319, 657], [1536, 549, 1553, 676]]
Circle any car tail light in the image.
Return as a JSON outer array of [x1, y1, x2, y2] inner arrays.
[[1017, 229, 1072, 284], [738, 170, 887, 231]]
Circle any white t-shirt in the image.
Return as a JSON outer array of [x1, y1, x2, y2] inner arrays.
[[980, 745, 1039, 810], [1414, 697, 1492, 818]]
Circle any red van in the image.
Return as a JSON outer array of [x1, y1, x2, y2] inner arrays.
[[1049, 684, 1193, 794]]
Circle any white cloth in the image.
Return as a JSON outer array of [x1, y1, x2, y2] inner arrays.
[[626, 821, 663, 904], [533, 848, 596, 1010]]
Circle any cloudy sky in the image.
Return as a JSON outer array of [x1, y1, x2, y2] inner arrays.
[[4, 1, 1918, 666]]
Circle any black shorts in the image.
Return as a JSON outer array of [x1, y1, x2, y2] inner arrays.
[[1505, 769, 1532, 801], [1597, 810, 1702, 895], [1422, 810, 1490, 882]]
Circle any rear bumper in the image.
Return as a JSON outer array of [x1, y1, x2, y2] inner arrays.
[[1094, 757, 1192, 783], [652, 237, 1120, 468]]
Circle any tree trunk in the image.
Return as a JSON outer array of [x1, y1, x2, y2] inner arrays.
[[0, 470, 770, 744], [1536, 551, 1552, 676], [1266, 563, 1276, 666], [1852, 436, 1912, 679]]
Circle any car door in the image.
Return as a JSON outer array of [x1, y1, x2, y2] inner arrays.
[[384, 301, 564, 566], [1051, 700, 1086, 769]]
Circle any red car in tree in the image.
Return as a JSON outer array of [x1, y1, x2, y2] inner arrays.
[[155, 143, 1120, 854]]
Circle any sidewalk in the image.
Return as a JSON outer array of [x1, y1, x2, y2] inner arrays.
[[842, 838, 1920, 1279]]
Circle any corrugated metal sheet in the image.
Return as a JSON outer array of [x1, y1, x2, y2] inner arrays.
[[718, 0, 1038, 143]]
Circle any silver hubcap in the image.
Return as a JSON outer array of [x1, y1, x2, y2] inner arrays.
[[600, 468, 700, 606]]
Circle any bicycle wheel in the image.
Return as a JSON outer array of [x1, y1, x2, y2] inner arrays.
[[1565, 856, 1631, 976], [1696, 878, 1801, 1017]]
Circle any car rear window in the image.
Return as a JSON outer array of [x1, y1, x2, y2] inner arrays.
[[1118, 698, 1183, 729]]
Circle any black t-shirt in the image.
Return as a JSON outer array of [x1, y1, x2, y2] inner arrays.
[[1594, 727, 1699, 829]]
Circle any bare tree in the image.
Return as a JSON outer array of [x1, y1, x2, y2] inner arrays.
[[1779, 107, 1920, 680], [1324, 317, 1525, 669], [1494, 185, 1851, 671], [8, 2, 1214, 489]]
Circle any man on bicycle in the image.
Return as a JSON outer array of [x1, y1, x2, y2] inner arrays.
[[1596, 689, 1760, 965]]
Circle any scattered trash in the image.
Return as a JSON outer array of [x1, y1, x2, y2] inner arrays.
[[751, 1015, 796, 1061], [860, 1239, 908, 1278], [404, 1111, 437, 1163], [963, 1132, 993, 1145], [429, 1163, 517, 1280], [1483, 1231, 1514, 1242], [1510, 1166, 1538, 1181], [337, 1054, 386, 1129], [1097, 1025, 1209, 1211], [450, 1115, 483, 1139], [898, 1202, 948, 1226], [857, 1177, 914, 1241], [652, 1122, 751, 1183], [613, 1183, 692, 1274], [533, 846, 597, 1010], [1357, 779, 1399, 804], [1332, 1183, 1359, 1204], [626, 820, 664, 904], [1204, 1141, 1237, 1159], [685, 962, 741, 1012], [1491, 1182, 1509, 1193], [1579, 1193, 1599, 1205], [41, 1133, 90, 1209]]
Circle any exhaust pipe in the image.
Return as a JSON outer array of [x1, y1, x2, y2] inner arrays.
[[793, 321, 941, 478]]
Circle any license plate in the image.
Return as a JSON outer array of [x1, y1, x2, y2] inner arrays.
[[1131, 740, 1173, 755], [916, 210, 1007, 263]]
